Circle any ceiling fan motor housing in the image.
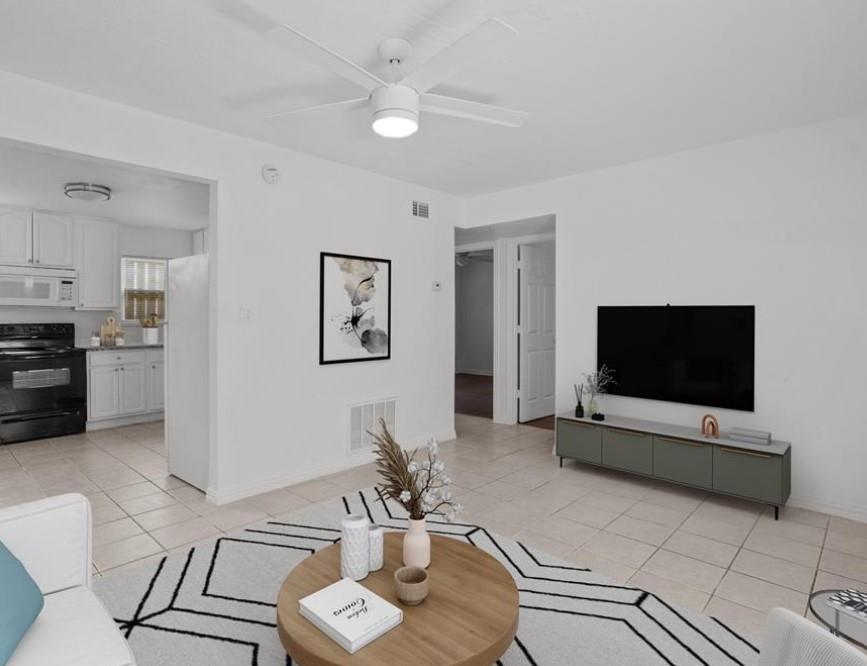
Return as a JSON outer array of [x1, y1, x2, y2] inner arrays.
[[371, 84, 420, 134]]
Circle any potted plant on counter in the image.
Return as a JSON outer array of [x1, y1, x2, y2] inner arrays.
[[371, 419, 461, 569], [141, 314, 160, 345]]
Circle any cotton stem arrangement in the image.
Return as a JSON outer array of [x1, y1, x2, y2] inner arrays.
[[371, 418, 462, 522]]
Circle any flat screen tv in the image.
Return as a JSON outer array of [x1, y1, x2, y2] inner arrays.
[[597, 305, 755, 411]]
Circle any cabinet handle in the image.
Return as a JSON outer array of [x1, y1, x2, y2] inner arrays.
[[121, 367, 125, 371], [608, 427, 643, 438], [658, 436, 704, 448], [35, 259, 40, 264], [720, 447, 771, 459], [114, 368, 118, 373]]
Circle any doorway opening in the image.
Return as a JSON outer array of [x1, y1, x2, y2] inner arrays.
[[455, 249, 494, 418], [454, 215, 556, 428]]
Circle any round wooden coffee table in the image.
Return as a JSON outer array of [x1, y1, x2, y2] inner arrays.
[[277, 532, 519, 665]]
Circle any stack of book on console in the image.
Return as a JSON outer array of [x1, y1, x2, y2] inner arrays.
[[299, 578, 403, 654], [728, 427, 771, 446]]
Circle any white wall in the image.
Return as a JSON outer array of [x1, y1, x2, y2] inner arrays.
[[462, 112, 867, 521], [455, 257, 493, 375], [0, 70, 457, 503]]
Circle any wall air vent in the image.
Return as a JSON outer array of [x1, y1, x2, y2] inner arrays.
[[348, 396, 396, 454], [412, 200, 430, 219]]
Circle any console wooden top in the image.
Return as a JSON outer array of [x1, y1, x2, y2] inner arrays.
[[557, 412, 791, 456]]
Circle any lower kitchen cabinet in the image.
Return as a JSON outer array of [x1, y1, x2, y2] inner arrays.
[[87, 348, 164, 424]]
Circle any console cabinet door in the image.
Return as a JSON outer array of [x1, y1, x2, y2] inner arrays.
[[89, 366, 120, 420], [119, 364, 147, 414], [32, 212, 74, 267], [713, 446, 783, 504], [0, 208, 32, 265], [75, 218, 119, 310], [653, 436, 713, 489], [602, 428, 653, 475], [556, 420, 602, 463]]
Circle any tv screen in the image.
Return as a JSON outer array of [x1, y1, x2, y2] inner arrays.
[[597, 305, 755, 411]]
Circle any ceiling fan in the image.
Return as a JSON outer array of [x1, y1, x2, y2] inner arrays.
[[210, 1, 530, 138]]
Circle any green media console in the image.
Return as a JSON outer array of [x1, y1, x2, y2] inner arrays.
[[555, 413, 791, 518]]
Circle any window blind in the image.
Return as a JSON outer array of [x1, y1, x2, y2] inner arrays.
[[121, 257, 167, 321]]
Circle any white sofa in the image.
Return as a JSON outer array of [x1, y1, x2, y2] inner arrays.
[[759, 607, 867, 666], [0, 493, 136, 666]]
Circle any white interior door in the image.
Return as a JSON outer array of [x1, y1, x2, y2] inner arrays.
[[166, 255, 209, 491], [518, 242, 555, 422]]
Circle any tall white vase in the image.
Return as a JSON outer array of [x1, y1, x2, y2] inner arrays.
[[340, 514, 370, 580], [403, 518, 431, 569], [369, 524, 384, 572]]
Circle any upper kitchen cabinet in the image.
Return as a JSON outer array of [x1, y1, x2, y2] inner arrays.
[[75, 217, 119, 310], [0, 207, 33, 265], [32, 211, 74, 267]]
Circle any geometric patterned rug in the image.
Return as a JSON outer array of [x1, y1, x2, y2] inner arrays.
[[94, 487, 761, 665]]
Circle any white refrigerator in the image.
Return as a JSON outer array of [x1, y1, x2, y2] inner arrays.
[[165, 254, 209, 491]]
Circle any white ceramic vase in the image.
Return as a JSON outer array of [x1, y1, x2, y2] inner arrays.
[[369, 524, 384, 572], [340, 514, 370, 580], [403, 517, 431, 569]]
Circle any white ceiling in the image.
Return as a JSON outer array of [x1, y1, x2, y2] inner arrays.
[[0, 142, 210, 230], [0, 1, 865, 196]]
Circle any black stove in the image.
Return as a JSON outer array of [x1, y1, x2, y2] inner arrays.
[[0, 323, 86, 444]]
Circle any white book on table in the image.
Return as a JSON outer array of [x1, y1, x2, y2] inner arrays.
[[299, 578, 403, 654]]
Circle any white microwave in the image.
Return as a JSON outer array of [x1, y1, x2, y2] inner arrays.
[[0, 266, 78, 307]]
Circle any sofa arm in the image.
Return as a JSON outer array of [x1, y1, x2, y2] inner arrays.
[[0, 493, 91, 594]]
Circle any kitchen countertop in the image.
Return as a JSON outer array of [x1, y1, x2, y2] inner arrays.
[[78, 344, 164, 351]]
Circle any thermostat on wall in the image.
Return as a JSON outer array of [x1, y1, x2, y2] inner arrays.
[[261, 164, 280, 185]]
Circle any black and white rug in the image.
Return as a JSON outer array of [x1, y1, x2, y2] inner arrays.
[[94, 487, 761, 665]]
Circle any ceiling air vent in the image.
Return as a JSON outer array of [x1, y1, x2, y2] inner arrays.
[[412, 200, 430, 219]]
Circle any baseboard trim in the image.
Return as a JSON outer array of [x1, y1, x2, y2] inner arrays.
[[87, 412, 163, 430], [456, 369, 494, 377], [787, 495, 867, 524], [208, 427, 457, 505]]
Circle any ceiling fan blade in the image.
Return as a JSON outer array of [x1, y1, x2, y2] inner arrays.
[[266, 97, 368, 121], [420, 93, 529, 128], [266, 24, 385, 92], [400, 18, 518, 94]]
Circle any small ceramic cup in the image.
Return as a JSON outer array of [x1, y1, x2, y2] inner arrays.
[[394, 566, 429, 606]]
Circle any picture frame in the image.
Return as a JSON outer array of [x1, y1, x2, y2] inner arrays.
[[319, 252, 392, 365]]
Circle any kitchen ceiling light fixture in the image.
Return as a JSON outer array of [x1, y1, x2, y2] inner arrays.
[[371, 85, 419, 138], [63, 182, 111, 201]]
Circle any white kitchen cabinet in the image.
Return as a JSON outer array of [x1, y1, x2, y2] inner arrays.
[[75, 217, 119, 310], [88, 366, 121, 420], [0, 208, 33, 265], [119, 363, 147, 414], [148, 359, 165, 411], [32, 211, 74, 267], [87, 349, 164, 424]]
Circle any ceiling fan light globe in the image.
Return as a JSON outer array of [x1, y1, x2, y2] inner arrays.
[[372, 109, 418, 138]]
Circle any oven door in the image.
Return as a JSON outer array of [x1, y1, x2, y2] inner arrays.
[[0, 351, 86, 443]]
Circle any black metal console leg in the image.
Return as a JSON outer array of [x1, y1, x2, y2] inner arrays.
[[774, 505, 779, 520], [559, 457, 563, 468]]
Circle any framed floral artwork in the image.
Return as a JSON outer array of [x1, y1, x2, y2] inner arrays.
[[319, 252, 391, 364]]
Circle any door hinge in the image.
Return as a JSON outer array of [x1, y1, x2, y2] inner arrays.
[[516, 324, 522, 334], [517, 388, 522, 399], [517, 260, 523, 269]]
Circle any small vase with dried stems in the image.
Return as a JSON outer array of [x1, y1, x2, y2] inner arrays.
[[371, 419, 462, 568]]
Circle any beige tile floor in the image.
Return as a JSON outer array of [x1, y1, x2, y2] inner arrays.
[[2, 414, 867, 642]]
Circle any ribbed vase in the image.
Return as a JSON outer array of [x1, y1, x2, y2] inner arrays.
[[340, 514, 370, 581], [368, 524, 384, 572], [403, 518, 431, 569]]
